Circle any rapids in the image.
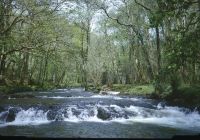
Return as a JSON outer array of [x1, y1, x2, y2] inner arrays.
[[0, 88, 199, 138]]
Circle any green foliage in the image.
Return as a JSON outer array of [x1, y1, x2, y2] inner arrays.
[[149, 11, 165, 27], [0, 86, 10, 94], [165, 85, 200, 107], [178, 85, 200, 102], [0, 0, 200, 103]]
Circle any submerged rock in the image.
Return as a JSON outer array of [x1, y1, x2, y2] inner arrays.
[[70, 108, 81, 116], [0, 111, 8, 122], [47, 110, 57, 120], [55, 114, 64, 121], [195, 106, 200, 113], [157, 102, 166, 109], [6, 109, 15, 122], [47, 109, 65, 121]]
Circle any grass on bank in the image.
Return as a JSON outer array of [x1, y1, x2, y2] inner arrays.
[[111, 84, 154, 96]]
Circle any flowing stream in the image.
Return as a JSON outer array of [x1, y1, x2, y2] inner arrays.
[[0, 88, 200, 138]]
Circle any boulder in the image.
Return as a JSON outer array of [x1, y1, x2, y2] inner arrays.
[[6, 109, 16, 122], [5, 107, 21, 122], [99, 91, 108, 95], [97, 107, 111, 120]]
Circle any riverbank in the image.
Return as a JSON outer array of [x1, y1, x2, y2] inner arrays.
[[0, 85, 53, 94], [108, 84, 200, 110], [0, 83, 84, 99], [162, 85, 200, 109], [0, 85, 47, 99], [0, 83, 82, 94]]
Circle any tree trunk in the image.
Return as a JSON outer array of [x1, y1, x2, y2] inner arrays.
[[0, 55, 6, 84], [156, 26, 161, 74], [138, 33, 154, 81], [80, 29, 88, 90], [20, 50, 29, 85], [155, 26, 162, 94]]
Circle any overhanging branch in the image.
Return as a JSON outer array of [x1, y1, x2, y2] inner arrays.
[[134, 0, 152, 13]]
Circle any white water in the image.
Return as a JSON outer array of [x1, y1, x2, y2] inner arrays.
[[5, 108, 50, 126], [100, 91, 120, 95], [0, 103, 200, 132], [125, 105, 200, 130], [36, 95, 124, 100], [63, 105, 103, 123]]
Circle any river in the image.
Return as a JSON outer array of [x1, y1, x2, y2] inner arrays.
[[0, 88, 200, 138]]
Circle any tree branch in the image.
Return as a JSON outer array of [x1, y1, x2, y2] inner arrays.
[[0, 10, 25, 35], [100, 4, 147, 45], [100, 6, 133, 28], [134, 0, 152, 13], [0, 39, 59, 57]]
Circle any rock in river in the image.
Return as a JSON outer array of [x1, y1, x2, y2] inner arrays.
[[97, 107, 111, 120]]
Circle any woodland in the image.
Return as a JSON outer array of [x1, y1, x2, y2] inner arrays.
[[0, 0, 200, 102]]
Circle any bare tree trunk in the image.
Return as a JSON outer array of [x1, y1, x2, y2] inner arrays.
[[41, 51, 49, 86], [80, 29, 88, 90], [20, 50, 29, 85], [155, 26, 162, 94], [156, 26, 161, 75], [83, 25, 90, 90], [0, 55, 6, 84]]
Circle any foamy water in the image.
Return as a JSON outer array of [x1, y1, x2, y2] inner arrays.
[[36, 95, 124, 100], [0, 103, 200, 132]]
